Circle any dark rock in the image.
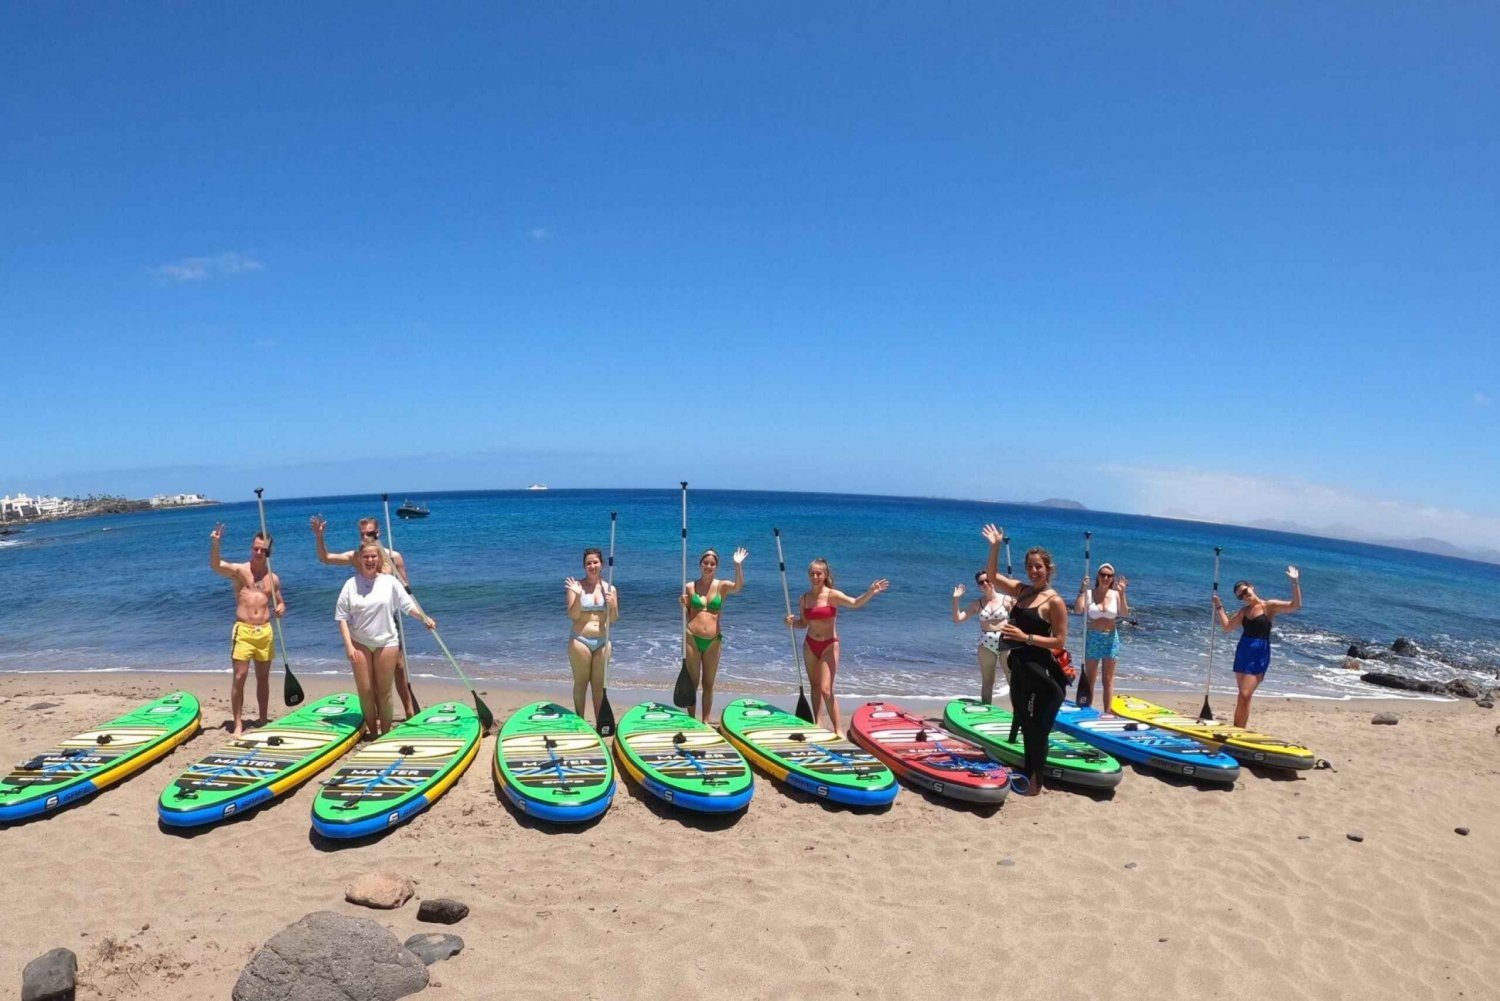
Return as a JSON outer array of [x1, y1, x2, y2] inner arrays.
[[1124, 862, 1138, 869], [22, 948, 77, 1001], [1445, 678, 1483, 699], [232, 911, 427, 1001], [1478, 699, 1494, 709], [1392, 637, 1420, 656], [27, 702, 61, 711], [1455, 827, 1470, 836], [1297, 835, 1311, 840], [1341, 657, 1362, 672], [1347, 830, 1365, 843], [1371, 713, 1400, 725], [403, 933, 464, 966], [417, 898, 469, 925], [345, 872, 415, 910]]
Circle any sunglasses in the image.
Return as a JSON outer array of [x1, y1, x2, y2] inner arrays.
[[1098, 572, 1114, 578], [1235, 588, 1249, 599], [252, 546, 270, 554], [361, 531, 379, 539]]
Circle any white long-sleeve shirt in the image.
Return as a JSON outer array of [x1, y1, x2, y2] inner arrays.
[[335, 573, 417, 648]]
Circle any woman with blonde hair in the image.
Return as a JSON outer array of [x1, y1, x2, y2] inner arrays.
[[785, 557, 889, 733], [335, 540, 435, 738], [1074, 562, 1129, 713]]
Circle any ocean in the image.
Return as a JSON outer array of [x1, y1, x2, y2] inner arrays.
[[3, 489, 1498, 703]]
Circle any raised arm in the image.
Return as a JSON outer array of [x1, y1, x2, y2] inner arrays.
[[564, 577, 583, 622], [952, 585, 971, 624], [209, 523, 237, 579], [833, 579, 890, 609], [721, 548, 748, 595], [1073, 576, 1091, 615], [310, 516, 354, 567], [1115, 577, 1130, 617], [1268, 566, 1302, 615], [982, 524, 1024, 597]]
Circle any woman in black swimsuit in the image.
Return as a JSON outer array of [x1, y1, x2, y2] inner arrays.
[[981, 524, 1070, 796]]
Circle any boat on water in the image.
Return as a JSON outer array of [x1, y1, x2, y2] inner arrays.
[[396, 499, 430, 519], [527, 483, 548, 491]]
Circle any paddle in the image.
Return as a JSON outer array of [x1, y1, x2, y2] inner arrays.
[[1003, 535, 1013, 577], [774, 527, 814, 723], [1198, 546, 1223, 721], [382, 493, 421, 715], [430, 629, 496, 734], [1076, 531, 1094, 707], [253, 488, 304, 707], [672, 481, 696, 708], [596, 511, 618, 737]]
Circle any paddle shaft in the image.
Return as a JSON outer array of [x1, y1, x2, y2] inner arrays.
[[681, 482, 688, 658], [382, 494, 419, 714], [1201, 547, 1223, 716], [773, 528, 805, 689], [252, 489, 296, 693], [1080, 531, 1092, 703], [604, 512, 616, 679]]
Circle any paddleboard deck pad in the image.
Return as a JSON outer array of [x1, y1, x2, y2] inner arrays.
[[719, 699, 898, 807], [311, 702, 481, 839], [848, 701, 1009, 804], [158, 693, 364, 827], [942, 698, 1123, 791], [613, 702, 753, 813], [1111, 695, 1315, 771], [1055, 701, 1241, 783], [494, 701, 614, 823], [0, 692, 200, 822]]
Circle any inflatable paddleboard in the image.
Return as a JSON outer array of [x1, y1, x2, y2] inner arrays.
[[848, 701, 1010, 804], [1111, 695, 1315, 771], [158, 693, 364, 827], [0, 692, 200, 822], [719, 698, 898, 807], [311, 701, 481, 839], [613, 702, 753, 813], [493, 701, 614, 823], [1054, 701, 1240, 783], [942, 698, 1123, 790]]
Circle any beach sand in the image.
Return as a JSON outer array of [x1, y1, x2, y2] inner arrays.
[[2, 672, 1496, 1000]]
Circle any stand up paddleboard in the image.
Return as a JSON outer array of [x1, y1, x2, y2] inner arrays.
[[1054, 701, 1240, 783], [848, 701, 1010, 804], [159, 693, 364, 827], [312, 701, 481, 839], [493, 701, 614, 823], [719, 698, 898, 807], [1, 692, 200, 822], [1111, 695, 1315, 771], [942, 698, 1123, 791], [613, 702, 753, 813]]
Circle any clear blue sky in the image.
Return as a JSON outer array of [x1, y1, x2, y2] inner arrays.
[[4, 4, 1498, 545]]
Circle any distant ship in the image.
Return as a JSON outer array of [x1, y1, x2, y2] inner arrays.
[[396, 499, 430, 519], [527, 484, 548, 491]]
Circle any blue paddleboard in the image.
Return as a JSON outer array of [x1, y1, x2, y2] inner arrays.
[[1053, 702, 1240, 784]]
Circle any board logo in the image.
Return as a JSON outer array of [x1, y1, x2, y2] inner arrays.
[[46, 795, 59, 810], [148, 705, 181, 715], [386, 811, 400, 827], [225, 803, 237, 816], [314, 705, 346, 716]]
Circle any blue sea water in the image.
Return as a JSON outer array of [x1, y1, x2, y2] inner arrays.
[[3, 489, 1498, 702]]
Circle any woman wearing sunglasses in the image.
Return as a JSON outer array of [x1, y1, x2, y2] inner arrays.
[[1211, 567, 1303, 728], [1074, 563, 1129, 713]]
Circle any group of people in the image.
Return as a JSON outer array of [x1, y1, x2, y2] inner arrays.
[[212, 518, 1304, 788]]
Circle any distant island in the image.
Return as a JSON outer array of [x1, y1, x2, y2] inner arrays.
[[1034, 498, 1087, 510], [1156, 508, 1500, 566], [0, 492, 218, 528]]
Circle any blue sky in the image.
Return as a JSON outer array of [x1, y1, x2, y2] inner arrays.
[[4, 4, 1498, 545]]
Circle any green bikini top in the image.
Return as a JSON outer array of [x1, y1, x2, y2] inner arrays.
[[689, 587, 723, 612]]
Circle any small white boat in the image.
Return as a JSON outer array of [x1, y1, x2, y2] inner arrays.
[[527, 483, 548, 491]]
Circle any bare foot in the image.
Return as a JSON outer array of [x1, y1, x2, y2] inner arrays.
[[230, 724, 245, 738]]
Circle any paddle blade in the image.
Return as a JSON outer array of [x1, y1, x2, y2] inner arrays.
[[794, 687, 814, 724], [407, 679, 421, 715], [283, 664, 305, 707], [597, 690, 616, 738], [1198, 697, 1214, 722], [474, 693, 496, 734], [1076, 663, 1094, 708], [672, 662, 696, 708]]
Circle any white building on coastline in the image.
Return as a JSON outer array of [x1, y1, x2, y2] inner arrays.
[[1, 494, 73, 520], [150, 493, 210, 507]]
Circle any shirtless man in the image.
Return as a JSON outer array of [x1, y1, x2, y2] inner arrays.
[[310, 515, 417, 717], [210, 524, 285, 736]]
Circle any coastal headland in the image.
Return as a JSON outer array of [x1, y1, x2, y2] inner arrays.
[[2, 672, 1495, 1000]]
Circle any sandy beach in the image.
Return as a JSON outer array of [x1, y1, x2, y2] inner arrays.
[[3, 671, 1497, 1000]]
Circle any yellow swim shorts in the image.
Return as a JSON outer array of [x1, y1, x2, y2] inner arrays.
[[231, 622, 274, 663]]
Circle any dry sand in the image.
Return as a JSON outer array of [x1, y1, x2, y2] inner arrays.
[[2, 671, 1497, 1000]]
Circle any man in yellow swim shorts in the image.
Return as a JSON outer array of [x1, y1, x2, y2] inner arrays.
[[210, 523, 285, 736]]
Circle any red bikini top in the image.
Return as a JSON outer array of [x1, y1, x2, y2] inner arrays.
[[804, 603, 838, 621]]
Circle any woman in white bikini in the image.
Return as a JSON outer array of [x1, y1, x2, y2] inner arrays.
[[1074, 563, 1129, 713], [564, 547, 619, 724], [952, 570, 1013, 706]]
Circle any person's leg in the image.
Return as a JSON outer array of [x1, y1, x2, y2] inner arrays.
[[230, 659, 250, 736], [253, 659, 271, 725], [978, 647, 997, 705], [699, 638, 722, 723], [804, 643, 827, 726], [822, 643, 844, 733], [372, 646, 400, 736], [1021, 666, 1065, 794], [1082, 657, 1100, 708], [350, 646, 378, 738], [1101, 656, 1118, 714], [1010, 666, 1040, 792], [394, 660, 416, 718], [1233, 670, 1263, 729], [568, 638, 594, 719], [1000, 651, 1014, 711], [588, 643, 609, 720]]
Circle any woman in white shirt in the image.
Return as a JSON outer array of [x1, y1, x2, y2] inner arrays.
[[1073, 563, 1129, 714], [336, 541, 436, 737]]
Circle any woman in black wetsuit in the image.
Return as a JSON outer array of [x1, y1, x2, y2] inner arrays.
[[982, 524, 1070, 796]]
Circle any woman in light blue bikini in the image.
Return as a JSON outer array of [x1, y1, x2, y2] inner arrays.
[[565, 547, 618, 723], [952, 570, 1013, 706], [1074, 563, 1129, 714], [679, 547, 747, 723]]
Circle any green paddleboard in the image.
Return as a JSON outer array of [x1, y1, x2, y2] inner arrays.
[[1, 692, 200, 822], [311, 701, 482, 839], [942, 698, 1123, 790], [613, 702, 753, 813], [493, 701, 614, 823], [158, 693, 365, 827], [719, 698, 898, 807]]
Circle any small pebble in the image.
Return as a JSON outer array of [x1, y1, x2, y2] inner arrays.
[[1158, 937, 1168, 943], [1124, 862, 1138, 869], [999, 858, 1015, 867], [1455, 827, 1470, 836], [1371, 713, 1399, 725], [1297, 835, 1310, 840], [1347, 830, 1365, 843]]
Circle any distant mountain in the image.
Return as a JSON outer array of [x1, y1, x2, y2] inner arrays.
[[1033, 498, 1087, 510], [1244, 519, 1500, 565]]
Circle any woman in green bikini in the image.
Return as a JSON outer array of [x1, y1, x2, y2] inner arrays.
[[679, 547, 747, 723]]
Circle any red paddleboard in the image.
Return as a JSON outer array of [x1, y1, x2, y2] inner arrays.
[[848, 702, 1010, 804]]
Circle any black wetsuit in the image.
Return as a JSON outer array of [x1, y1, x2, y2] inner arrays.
[[1008, 591, 1066, 782]]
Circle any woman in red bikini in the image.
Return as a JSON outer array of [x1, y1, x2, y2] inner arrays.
[[784, 558, 889, 734]]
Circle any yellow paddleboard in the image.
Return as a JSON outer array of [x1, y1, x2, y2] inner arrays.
[[1110, 695, 1315, 771]]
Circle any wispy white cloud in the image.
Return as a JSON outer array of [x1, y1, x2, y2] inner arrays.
[[1475, 391, 1492, 407], [528, 227, 550, 242], [152, 252, 264, 283], [1102, 464, 1500, 551]]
